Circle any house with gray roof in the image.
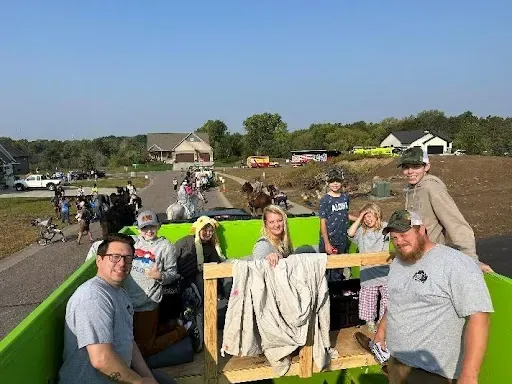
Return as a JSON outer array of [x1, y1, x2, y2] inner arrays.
[[380, 129, 452, 154], [147, 132, 213, 170], [0, 142, 30, 187], [0, 142, 29, 174]]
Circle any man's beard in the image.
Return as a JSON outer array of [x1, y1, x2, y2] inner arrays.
[[394, 236, 427, 263]]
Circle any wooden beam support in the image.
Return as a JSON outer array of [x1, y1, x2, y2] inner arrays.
[[298, 315, 314, 378], [204, 279, 218, 384], [203, 251, 392, 280]]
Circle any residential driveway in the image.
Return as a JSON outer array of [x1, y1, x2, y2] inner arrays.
[[0, 171, 230, 339]]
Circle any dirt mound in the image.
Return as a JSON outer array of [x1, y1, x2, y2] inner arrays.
[[221, 155, 512, 239], [351, 155, 512, 239]]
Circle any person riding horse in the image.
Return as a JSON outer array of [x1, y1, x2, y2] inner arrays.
[[267, 184, 288, 210], [166, 181, 208, 221], [241, 181, 272, 216]]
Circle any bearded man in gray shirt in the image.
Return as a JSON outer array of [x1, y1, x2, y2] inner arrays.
[[374, 210, 493, 384], [59, 233, 176, 384]]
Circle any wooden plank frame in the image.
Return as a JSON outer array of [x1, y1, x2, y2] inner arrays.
[[202, 251, 392, 383]]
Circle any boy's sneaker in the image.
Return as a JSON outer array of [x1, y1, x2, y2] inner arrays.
[[188, 312, 204, 352]]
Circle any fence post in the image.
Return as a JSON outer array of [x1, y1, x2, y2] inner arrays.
[[204, 278, 218, 384], [298, 314, 314, 378]]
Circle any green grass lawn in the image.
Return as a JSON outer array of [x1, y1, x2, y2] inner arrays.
[[0, 198, 72, 259], [68, 177, 149, 189], [106, 163, 175, 173]]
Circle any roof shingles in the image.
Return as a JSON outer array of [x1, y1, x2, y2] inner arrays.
[[392, 130, 451, 145], [146, 132, 210, 151]]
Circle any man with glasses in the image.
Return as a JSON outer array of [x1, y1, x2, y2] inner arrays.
[[59, 233, 176, 383], [399, 147, 492, 273]]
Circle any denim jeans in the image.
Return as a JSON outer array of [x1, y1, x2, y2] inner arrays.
[[145, 336, 194, 369]]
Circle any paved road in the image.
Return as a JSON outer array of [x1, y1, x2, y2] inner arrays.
[[0, 171, 230, 339]]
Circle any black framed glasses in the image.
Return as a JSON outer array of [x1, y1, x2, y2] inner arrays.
[[103, 253, 134, 263]]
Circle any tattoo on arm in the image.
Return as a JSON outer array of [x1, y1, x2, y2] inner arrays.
[[107, 372, 121, 382]]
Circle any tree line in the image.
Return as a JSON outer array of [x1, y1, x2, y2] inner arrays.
[[2, 109, 511, 172], [0, 135, 149, 172], [198, 110, 512, 162]]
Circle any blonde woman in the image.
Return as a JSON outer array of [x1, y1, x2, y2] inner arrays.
[[251, 205, 293, 267]]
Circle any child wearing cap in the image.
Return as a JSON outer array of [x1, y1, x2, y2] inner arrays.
[[318, 168, 356, 280], [123, 209, 193, 364], [399, 146, 492, 273]]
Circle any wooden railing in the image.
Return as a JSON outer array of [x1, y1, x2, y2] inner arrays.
[[202, 251, 392, 384]]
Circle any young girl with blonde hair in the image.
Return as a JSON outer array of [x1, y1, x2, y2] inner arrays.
[[348, 202, 390, 333]]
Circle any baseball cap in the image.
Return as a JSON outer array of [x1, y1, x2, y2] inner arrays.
[[326, 168, 344, 182], [397, 147, 429, 167], [382, 210, 423, 235], [136, 210, 159, 229]]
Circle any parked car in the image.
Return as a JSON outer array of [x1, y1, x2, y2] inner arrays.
[[14, 174, 63, 191]]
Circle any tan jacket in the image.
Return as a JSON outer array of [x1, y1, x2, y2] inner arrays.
[[404, 174, 477, 260]]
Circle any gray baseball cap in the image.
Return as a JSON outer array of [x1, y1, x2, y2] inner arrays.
[[136, 210, 159, 229]]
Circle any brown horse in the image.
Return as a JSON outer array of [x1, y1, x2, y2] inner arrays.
[[241, 181, 271, 216]]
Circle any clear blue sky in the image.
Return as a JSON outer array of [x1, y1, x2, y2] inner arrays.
[[1, 0, 511, 140]]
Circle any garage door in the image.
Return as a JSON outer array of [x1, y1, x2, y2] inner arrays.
[[175, 153, 194, 162], [427, 146, 444, 154]]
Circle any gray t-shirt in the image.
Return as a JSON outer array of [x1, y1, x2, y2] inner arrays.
[[350, 222, 390, 286], [59, 276, 134, 384], [387, 244, 494, 379], [248, 237, 290, 261]]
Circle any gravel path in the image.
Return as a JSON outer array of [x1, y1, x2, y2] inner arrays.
[[0, 171, 229, 339]]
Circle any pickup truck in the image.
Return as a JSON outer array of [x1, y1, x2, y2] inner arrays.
[[14, 174, 63, 191]]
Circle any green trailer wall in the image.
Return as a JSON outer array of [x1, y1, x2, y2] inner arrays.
[[0, 216, 510, 383]]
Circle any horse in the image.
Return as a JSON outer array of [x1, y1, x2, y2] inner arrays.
[[100, 203, 137, 237], [241, 182, 271, 216], [166, 190, 208, 221], [110, 187, 142, 213], [267, 184, 288, 210], [241, 181, 253, 195]]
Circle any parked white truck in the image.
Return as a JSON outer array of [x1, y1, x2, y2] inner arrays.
[[14, 174, 63, 191]]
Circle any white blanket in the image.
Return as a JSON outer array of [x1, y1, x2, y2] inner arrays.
[[221, 253, 334, 376]]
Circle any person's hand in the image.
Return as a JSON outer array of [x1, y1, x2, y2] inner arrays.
[[265, 253, 280, 267], [145, 264, 162, 280], [479, 262, 494, 274], [373, 328, 387, 352], [325, 243, 334, 255], [359, 209, 368, 220], [457, 375, 478, 384]]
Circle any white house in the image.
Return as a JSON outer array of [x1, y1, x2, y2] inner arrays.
[[147, 132, 213, 170], [380, 130, 452, 154]]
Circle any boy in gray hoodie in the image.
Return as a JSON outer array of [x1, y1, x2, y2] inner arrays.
[[124, 210, 190, 359], [399, 147, 492, 273]]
